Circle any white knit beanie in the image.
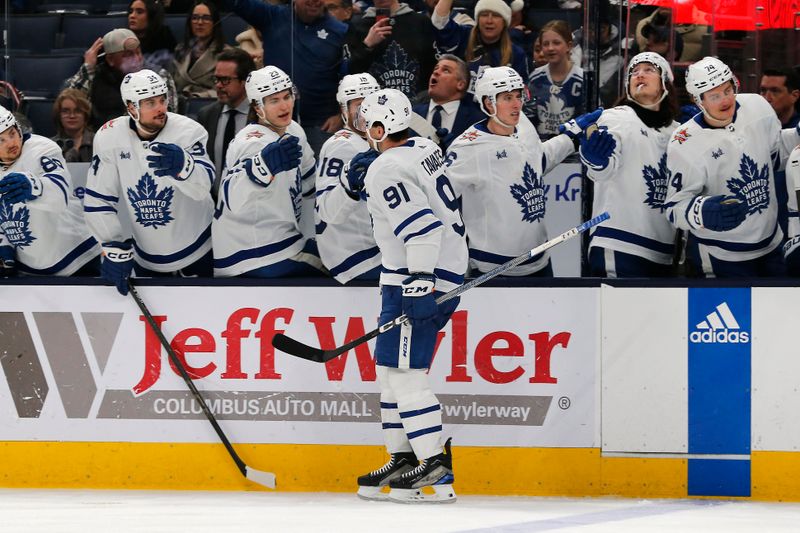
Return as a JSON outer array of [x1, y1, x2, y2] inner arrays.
[[474, 0, 524, 28]]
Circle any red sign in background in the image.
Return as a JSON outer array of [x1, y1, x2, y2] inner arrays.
[[631, 0, 800, 31]]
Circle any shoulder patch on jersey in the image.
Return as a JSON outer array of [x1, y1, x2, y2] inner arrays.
[[672, 128, 691, 144], [100, 119, 117, 131], [246, 130, 266, 139], [509, 163, 546, 223], [126, 173, 175, 228], [0, 201, 36, 248], [459, 130, 480, 142], [333, 130, 352, 139]]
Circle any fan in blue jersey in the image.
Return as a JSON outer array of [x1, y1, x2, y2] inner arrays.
[[446, 66, 600, 277], [348, 88, 468, 504], [525, 20, 585, 140], [213, 65, 325, 278], [664, 57, 800, 277], [315, 73, 383, 283], [85, 69, 216, 295], [583, 52, 680, 277], [0, 106, 100, 278]]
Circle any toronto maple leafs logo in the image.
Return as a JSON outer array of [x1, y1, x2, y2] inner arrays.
[[726, 153, 770, 216], [289, 170, 302, 223], [127, 173, 175, 228], [509, 163, 546, 223], [537, 94, 575, 136], [0, 200, 35, 247], [642, 154, 669, 212], [377, 94, 387, 105], [371, 41, 419, 97]]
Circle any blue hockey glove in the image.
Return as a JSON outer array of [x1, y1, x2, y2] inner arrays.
[[101, 239, 135, 296], [691, 195, 748, 232], [401, 273, 438, 327], [0, 172, 42, 204], [558, 108, 604, 139], [579, 127, 616, 170], [0, 245, 16, 278], [260, 135, 301, 176], [146, 142, 194, 179], [340, 149, 379, 200], [679, 104, 701, 123]]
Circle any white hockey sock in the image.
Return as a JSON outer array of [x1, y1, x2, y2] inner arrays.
[[377, 366, 412, 453], [383, 367, 443, 460]]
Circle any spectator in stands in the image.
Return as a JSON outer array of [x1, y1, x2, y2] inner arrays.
[[222, 0, 347, 157], [325, 0, 356, 25], [173, 0, 230, 99], [64, 29, 178, 130], [196, 48, 256, 191], [346, 0, 437, 99], [128, 0, 177, 71], [632, 8, 683, 62], [51, 89, 94, 163], [532, 37, 546, 69], [235, 26, 263, 68], [570, 8, 624, 108], [410, 54, 483, 150], [431, 0, 529, 86], [760, 68, 800, 129], [525, 20, 584, 140]]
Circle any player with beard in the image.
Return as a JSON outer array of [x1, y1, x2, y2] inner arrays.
[[84, 69, 215, 295]]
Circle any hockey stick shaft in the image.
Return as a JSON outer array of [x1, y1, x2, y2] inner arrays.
[[272, 212, 610, 363], [128, 282, 276, 489]]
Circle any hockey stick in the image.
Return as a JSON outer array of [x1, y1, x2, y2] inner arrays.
[[272, 211, 611, 363], [128, 282, 276, 489]]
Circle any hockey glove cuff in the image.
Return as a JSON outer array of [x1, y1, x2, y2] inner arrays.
[[341, 149, 378, 201], [0, 172, 43, 204], [101, 239, 135, 296], [146, 142, 196, 180], [579, 127, 616, 171], [0, 245, 16, 278], [690, 195, 748, 232], [401, 273, 438, 327], [558, 108, 603, 139]]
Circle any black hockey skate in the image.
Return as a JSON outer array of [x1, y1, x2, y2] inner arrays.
[[387, 438, 456, 503], [356, 451, 418, 501]]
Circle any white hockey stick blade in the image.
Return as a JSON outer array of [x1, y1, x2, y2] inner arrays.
[[246, 467, 277, 489]]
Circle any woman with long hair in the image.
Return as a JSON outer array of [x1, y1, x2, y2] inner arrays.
[[431, 0, 528, 86], [173, 0, 228, 98], [580, 52, 680, 277], [128, 0, 177, 70], [525, 19, 584, 139], [50, 89, 94, 163]]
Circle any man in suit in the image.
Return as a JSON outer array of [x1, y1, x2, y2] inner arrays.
[[196, 48, 256, 196], [410, 54, 484, 151]]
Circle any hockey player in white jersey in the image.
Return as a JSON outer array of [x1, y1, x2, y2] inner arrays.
[[0, 106, 100, 276], [342, 88, 467, 503], [315, 73, 382, 283], [664, 57, 800, 277], [212, 65, 323, 277], [581, 52, 680, 277], [85, 69, 215, 294], [445, 66, 600, 276], [782, 145, 800, 275]]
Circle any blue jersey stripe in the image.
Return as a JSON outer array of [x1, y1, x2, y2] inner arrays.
[[17, 237, 97, 275], [134, 226, 211, 264], [399, 404, 441, 419], [592, 226, 675, 255], [693, 224, 778, 252], [213, 232, 303, 269], [402, 221, 442, 243], [381, 423, 404, 429], [470, 247, 543, 267], [380, 402, 398, 409], [84, 188, 119, 203], [393, 209, 433, 237], [382, 267, 465, 286], [407, 425, 442, 440], [329, 246, 380, 277], [84, 205, 117, 213]]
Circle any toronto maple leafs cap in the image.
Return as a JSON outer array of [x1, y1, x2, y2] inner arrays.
[[101, 28, 140, 57]]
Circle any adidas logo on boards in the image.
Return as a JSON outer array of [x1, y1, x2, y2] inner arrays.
[[690, 302, 750, 344]]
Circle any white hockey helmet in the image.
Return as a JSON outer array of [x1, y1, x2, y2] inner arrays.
[[246, 66, 294, 106], [355, 88, 412, 143], [336, 73, 380, 108], [685, 56, 738, 104], [0, 105, 19, 135], [120, 69, 168, 107], [625, 52, 674, 103], [474, 66, 525, 117]]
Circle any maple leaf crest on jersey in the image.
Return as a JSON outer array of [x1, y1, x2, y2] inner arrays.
[[726, 153, 770, 215], [643, 154, 669, 212], [0, 201, 36, 247], [126, 173, 175, 228], [509, 163, 546, 223]]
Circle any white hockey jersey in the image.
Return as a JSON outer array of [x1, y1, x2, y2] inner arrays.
[[664, 94, 800, 262], [364, 137, 468, 292], [85, 113, 215, 272], [212, 121, 316, 277], [782, 145, 800, 261], [587, 106, 679, 264], [315, 128, 381, 283], [0, 134, 99, 275], [445, 119, 573, 275]]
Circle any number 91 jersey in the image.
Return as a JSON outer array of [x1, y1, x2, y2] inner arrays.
[[364, 137, 468, 292]]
